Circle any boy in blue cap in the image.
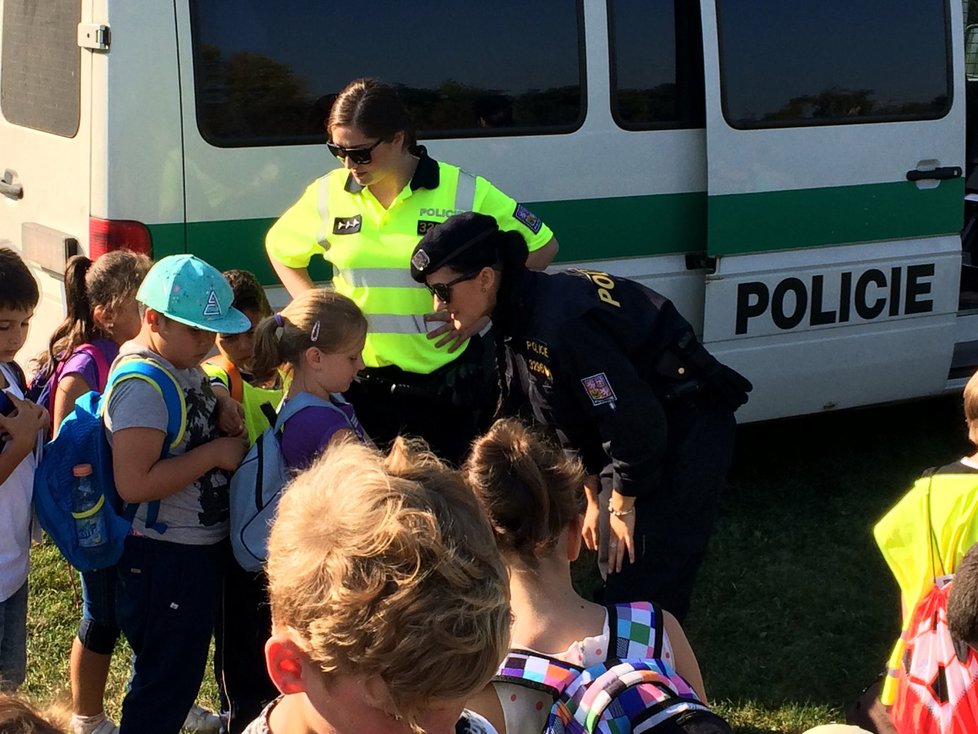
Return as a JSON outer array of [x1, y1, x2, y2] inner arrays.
[[105, 255, 250, 734]]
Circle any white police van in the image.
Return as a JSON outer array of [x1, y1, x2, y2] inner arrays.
[[0, 0, 972, 421]]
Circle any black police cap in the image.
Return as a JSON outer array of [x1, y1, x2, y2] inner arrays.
[[410, 212, 500, 283]]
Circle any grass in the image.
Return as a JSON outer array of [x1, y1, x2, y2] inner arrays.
[[20, 393, 969, 732]]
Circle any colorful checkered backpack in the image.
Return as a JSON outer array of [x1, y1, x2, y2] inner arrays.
[[494, 602, 729, 733]]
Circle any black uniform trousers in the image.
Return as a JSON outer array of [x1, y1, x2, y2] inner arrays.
[[602, 399, 736, 623], [343, 334, 496, 466]]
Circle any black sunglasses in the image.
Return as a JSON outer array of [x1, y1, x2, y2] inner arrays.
[[426, 271, 480, 304], [326, 138, 385, 165]]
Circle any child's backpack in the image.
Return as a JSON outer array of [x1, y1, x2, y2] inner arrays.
[[28, 344, 111, 421], [33, 359, 186, 572], [202, 353, 243, 402], [494, 602, 730, 734], [891, 477, 978, 734], [230, 392, 352, 572]]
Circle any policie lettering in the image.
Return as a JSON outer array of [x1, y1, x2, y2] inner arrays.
[[735, 264, 935, 335]]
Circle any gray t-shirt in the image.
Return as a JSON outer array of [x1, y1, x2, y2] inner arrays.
[[104, 343, 230, 545]]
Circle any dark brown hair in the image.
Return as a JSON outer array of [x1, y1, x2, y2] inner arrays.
[[949, 543, 978, 650], [224, 268, 271, 318], [327, 78, 416, 149], [464, 419, 584, 566], [35, 251, 150, 375], [0, 247, 39, 312]]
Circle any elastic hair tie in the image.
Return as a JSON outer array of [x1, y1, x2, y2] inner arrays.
[[273, 313, 285, 342], [273, 313, 284, 327]]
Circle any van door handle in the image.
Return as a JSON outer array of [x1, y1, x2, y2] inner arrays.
[[0, 169, 23, 200], [906, 166, 962, 182]]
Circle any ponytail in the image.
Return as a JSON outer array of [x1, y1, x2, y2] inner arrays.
[[36, 256, 95, 375], [252, 313, 287, 384]]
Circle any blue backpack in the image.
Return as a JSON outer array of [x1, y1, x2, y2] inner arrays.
[[33, 359, 186, 572], [230, 392, 352, 572]]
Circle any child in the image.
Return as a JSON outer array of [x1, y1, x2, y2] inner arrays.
[[463, 419, 725, 734], [203, 270, 281, 734], [949, 543, 978, 651], [0, 247, 48, 692], [242, 437, 510, 734], [0, 693, 70, 734], [202, 269, 282, 444], [222, 289, 367, 733], [250, 288, 369, 468], [31, 251, 150, 734], [104, 254, 250, 734], [875, 369, 978, 708]]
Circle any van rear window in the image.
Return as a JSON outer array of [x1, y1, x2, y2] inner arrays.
[[1, 0, 81, 137], [190, 1, 584, 147], [716, 0, 952, 129]]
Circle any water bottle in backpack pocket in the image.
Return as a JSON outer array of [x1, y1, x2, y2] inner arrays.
[[33, 359, 186, 572]]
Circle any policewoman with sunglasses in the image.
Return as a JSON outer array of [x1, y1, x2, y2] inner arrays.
[[266, 78, 557, 462], [410, 212, 752, 621]]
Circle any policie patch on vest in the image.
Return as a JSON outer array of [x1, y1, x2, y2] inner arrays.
[[417, 220, 440, 236], [333, 215, 362, 235], [513, 204, 543, 234], [581, 373, 617, 407]]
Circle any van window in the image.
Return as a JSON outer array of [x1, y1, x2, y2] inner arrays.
[[609, 0, 705, 129], [190, 1, 584, 147], [0, 0, 81, 137], [717, 0, 952, 129]]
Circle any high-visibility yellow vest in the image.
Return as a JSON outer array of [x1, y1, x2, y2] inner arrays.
[[266, 149, 553, 374], [202, 361, 283, 445], [874, 468, 978, 705]]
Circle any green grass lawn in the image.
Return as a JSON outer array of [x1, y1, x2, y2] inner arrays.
[[20, 393, 970, 733]]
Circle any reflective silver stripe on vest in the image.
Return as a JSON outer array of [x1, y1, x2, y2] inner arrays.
[[367, 313, 428, 335], [315, 176, 331, 247], [455, 170, 477, 212], [338, 267, 420, 289]]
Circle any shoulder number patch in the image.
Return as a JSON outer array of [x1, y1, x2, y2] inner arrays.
[[333, 215, 362, 235], [513, 204, 543, 234], [581, 373, 617, 407]]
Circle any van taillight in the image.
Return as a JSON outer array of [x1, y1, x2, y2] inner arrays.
[[89, 217, 152, 258]]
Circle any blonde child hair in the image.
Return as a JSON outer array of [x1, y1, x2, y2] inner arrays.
[[0, 694, 69, 734], [251, 289, 366, 383], [265, 437, 510, 730]]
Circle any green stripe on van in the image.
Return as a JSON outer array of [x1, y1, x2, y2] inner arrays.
[[147, 180, 961, 283], [707, 179, 963, 255]]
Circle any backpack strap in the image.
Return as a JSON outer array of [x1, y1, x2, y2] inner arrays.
[[494, 649, 583, 700], [607, 601, 664, 661], [103, 359, 188, 532], [203, 354, 243, 403], [274, 392, 351, 432], [7, 360, 27, 393]]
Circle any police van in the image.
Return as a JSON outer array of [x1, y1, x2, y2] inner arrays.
[[0, 0, 972, 422]]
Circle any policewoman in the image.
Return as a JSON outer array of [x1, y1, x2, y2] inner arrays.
[[410, 212, 752, 620], [266, 78, 557, 461]]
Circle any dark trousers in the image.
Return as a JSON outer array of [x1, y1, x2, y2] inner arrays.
[[116, 536, 224, 734], [216, 557, 276, 734], [344, 335, 495, 465], [603, 404, 736, 623]]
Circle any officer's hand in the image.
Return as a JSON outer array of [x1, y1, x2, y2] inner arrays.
[[607, 510, 636, 574], [424, 310, 490, 353], [582, 496, 600, 552]]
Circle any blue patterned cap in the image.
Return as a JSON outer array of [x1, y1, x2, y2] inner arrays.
[[137, 255, 250, 334]]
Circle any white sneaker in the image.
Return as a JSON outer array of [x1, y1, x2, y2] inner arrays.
[[70, 713, 119, 734], [183, 704, 222, 733]]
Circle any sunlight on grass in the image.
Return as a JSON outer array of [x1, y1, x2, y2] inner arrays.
[[20, 394, 968, 733]]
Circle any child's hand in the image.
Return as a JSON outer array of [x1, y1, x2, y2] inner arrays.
[[208, 435, 250, 471], [215, 391, 246, 438], [0, 395, 49, 449]]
